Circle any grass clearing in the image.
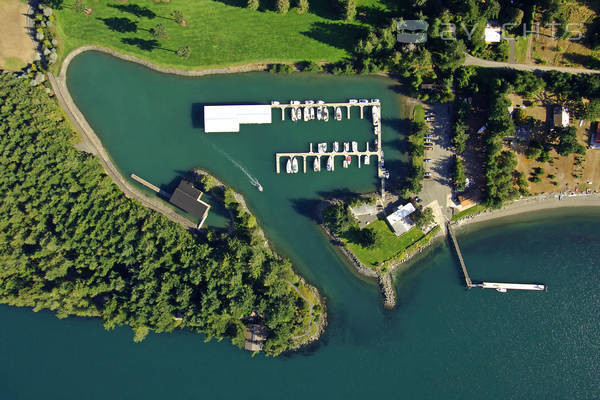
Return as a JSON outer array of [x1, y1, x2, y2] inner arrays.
[[341, 219, 425, 267], [451, 204, 486, 221], [0, 0, 36, 70], [53, 0, 385, 70], [514, 36, 529, 64]]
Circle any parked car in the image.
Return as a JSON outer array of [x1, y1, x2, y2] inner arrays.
[[425, 134, 434, 139], [424, 159, 432, 163], [425, 146, 433, 151], [424, 172, 432, 179], [424, 142, 434, 146]]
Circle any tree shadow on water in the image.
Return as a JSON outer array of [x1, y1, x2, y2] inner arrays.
[[121, 38, 160, 51], [290, 198, 323, 223], [301, 22, 369, 52], [108, 3, 157, 19], [98, 17, 138, 33]]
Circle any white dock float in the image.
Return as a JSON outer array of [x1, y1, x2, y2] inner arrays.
[[479, 282, 546, 291]]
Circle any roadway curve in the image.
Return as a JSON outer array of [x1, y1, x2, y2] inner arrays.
[[463, 53, 600, 75]]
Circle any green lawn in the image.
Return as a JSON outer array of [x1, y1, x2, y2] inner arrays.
[[451, 204, 486, 221], [53, 0, 385, 70], [342, 220, 425, 267], [514, 36, 529, 64], [412, 104, 425, 122]]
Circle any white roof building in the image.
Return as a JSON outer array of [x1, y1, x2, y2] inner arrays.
[[553, 106, 570, 127], [204, 105, 272, 133], [386, 203, 416, 236], [484, 23, 502, 43]]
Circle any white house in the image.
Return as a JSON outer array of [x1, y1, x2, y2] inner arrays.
[[385, 203, 416, 236], [484, 23, 502, 43]]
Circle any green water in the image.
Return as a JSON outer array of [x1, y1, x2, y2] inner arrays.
[[1, 51, 598, 399]]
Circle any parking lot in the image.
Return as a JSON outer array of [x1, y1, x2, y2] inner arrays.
[[418, 103, 455, 227]]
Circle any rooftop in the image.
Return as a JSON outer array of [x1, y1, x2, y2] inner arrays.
[[204, 105, 272, 133], [168, 180, 210, 227], [385, 203, 416, 236]]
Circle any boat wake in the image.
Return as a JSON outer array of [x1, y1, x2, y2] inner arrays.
[[208, 142, 263, 191]]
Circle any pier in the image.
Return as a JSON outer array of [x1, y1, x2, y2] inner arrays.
[[271, 100, 379, 121], [447, 223, 546, 292], [275, 143, 378, 173], [447, 223, 474, 288]]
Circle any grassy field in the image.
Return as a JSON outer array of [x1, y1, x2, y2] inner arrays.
[[53, 0, 386, 70], [342, 220, 425, 267], [0, 0, 36, 70]]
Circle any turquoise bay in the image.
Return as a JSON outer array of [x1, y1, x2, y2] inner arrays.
[[0, 51, 598, 399]]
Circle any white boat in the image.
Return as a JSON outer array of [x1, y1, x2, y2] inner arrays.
[[349, 99, 358, 104], [318, 142, 327, 153], [303, 107, 309, 122], [373, 126, 378, 135], [343, 159, 349, 168], [496, 288, 508, 293], [253, 181, 263, 191], [271, 100, 280, 105], [291, 108, 297, 122], [344, 142, 350, 152], [317, 100, 324, 104], [364, 155, 370, 165], [310, 108, 315, 120], [286, 158, 292, 174], [323, 107, 329, 121], [313, 157, 320, 172], [327, 155, 333, 171], [335, 107, 342, 121], [333, 142, 339, 152], [359, 99, 369, 103], [371, 98, 380, 103], [292, 157, 299, 174], [291, 100, 300, 105], [372, 105, 379, 125], [317, 107, 323, 120], [296, 108, 302, 120], [352, 141, 358, 152]]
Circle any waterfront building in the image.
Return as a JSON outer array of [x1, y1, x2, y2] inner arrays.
[[385, 203, 416, 236], [168, 179, 211, 228]]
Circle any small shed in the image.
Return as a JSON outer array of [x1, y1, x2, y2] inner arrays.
[[169, 179, 211, 228], [553, 106, 570, 127], [244, 324, 268, 352], [484, 23, 502, 43]]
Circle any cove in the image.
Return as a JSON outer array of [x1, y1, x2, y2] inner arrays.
[[1, 51, 598, 399]]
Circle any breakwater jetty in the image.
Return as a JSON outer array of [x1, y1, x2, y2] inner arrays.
[[447, 223, 546, 292]]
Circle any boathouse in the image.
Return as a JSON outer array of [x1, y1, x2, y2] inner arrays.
[[168, 179, 211, 228], [203, 105, 272, 133], [385, 203, 416, 236], [244, 324, 268, 352]]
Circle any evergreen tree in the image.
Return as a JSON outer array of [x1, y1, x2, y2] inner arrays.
[[276, 0, 290, 14], [344, 0, 356, 21], [247, 0, 259, 11], [297, 0, 309, 14]]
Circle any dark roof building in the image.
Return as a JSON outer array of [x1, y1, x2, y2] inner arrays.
[[169, 179, 211, 228]]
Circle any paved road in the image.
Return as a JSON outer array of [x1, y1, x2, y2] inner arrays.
[[464, 53, 600, 74]]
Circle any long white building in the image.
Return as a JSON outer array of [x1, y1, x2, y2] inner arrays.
[[204, 105, 272, 133]]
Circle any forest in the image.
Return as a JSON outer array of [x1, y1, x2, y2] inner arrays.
[[0, 74, 312, 355]]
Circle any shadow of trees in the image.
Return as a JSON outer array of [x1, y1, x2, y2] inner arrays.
[[563, 53, 600, 70], [121, 38, 159, 51], [289, 198, 323, 222], [108, 3, 157, 19], [301, 22, 369, 52], [98, 17, 138, 33]]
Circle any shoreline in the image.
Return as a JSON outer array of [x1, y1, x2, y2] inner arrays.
[[453, 193, 600, 229], [58, 46, 270, 81]]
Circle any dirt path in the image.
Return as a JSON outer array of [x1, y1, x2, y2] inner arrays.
[[464, 53, 600, 74], [0, 0, 36, 70], [285, 280, 315, 340]]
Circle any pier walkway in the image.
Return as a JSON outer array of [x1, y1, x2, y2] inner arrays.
[[275, 142, 378, 173], [447, 223, 474, 288], [272, 101, 380, 121]]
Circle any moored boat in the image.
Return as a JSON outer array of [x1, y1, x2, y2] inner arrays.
[[317, 107, 323, 120], [296, 108, 302, 120], [346, 155, 351, 165], [364, 155, 370, 165], [292, 157, 299, 174], [352, 141, 358, 152], [343, 159, 349, 168], [303, 107, 309, 122], [318, 142, 327, 153], [323, 107, 329, 121], [310, 107, 315, 120], [333, 141, 339, 152], [344, 142, 350, 152], [286, 158, 292, 174], [314, 157, 320, 172], [291, 108, 298, 122], [335, 107, 342, 121], [327, 155, 333, 171]]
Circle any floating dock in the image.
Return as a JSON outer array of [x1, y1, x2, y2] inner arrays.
[[271, 101, 379, 121], [447, 223, 546, 292], [275, 142, 378, 173]]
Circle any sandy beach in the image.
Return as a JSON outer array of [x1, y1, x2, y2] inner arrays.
[[455, 192, 600, 228]]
